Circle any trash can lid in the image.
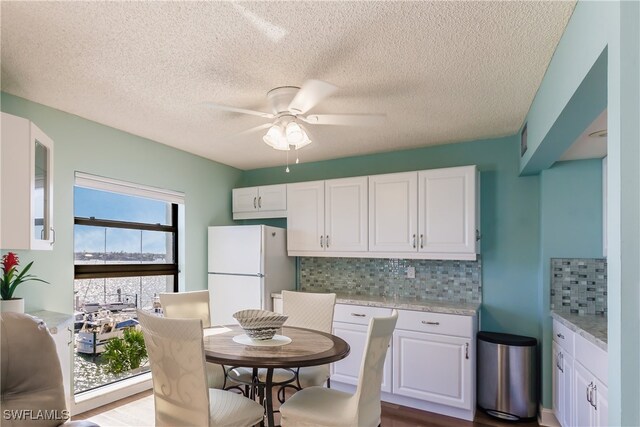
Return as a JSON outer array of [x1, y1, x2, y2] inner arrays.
[[478, 331, 537, 347]]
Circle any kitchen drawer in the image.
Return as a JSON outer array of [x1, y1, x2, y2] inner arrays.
[[575, 333, 608, 385], [553, 319, 575, 356], [333, 304, 392, 326], [396, 309, 473, 338]]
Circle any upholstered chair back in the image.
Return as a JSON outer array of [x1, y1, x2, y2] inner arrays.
[[158, 291, 224, 389], [137, 310, 209, 427], [0, 312, 68, 427], [281, 291, 336, 333], [352, 310, 398, 426], [160, 290, 211, 328]]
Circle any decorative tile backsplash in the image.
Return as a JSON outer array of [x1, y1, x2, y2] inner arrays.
[[299, 257, 482, 303], [550, 258, 607, 315]]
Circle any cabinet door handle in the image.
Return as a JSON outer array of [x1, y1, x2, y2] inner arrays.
[[476, 229, 481, 241], [412, 234, 416, 248], [420, 234, 424, 248], [558, 352, 564, 373], [326, 235, 330, 248], [556, 333, 564, 340], [320, 235, 324, 248], [592, 384, 597, 410], [50, 227, 56, 245], [350, 313, 366, 318], [587, 382, 593, 404], [67, 326, 73, 346], [465, 343, 469, 359], [422, 321, 440, 326], [258, 196, 262, 208], [253, 197, 257, 209]]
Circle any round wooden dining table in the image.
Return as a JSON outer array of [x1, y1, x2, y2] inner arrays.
[[203, 325, 350, 427]]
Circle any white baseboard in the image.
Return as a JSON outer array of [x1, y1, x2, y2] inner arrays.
[[331, 381, 475, 421], [538, 404, 560, 427], [71, 372, 152, 416]]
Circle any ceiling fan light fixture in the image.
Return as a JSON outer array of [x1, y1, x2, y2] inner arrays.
[[263, 124, 290, 151], [285, 122, 304, 144], [292, 131, 311, 150]]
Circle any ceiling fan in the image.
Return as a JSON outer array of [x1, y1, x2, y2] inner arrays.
[[205, 80, 386, 153]]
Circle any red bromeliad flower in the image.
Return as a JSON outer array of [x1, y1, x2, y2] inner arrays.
[[1, 251, 48, 300], [1, 252, 19, 273]]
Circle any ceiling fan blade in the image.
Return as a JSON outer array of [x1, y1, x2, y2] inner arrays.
[[232, 123, 273, 137], [301, 114, 386, 126], [288, 80, 338, 115], [203, 102, 274, 119]]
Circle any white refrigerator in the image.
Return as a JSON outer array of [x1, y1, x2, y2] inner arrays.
[[208, 225, 295, 326]]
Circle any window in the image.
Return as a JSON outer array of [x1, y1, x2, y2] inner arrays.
[[73, 173, 183, 394]]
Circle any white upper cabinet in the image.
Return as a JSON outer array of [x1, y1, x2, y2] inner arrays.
[[1, 112, 55, 250], [287, 177, 368, 254], [418, 166, 477, 254], [232, 184, 286, 219], [325, 177, 368, 252], [367, 166, 478, 259], [369, 172, 418, 252], [287, 181, 325, 252], [281, 165, 479, 259]]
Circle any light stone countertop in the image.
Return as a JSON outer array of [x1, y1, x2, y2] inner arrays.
[[272, 292, 479, 316], [551, 311, 607, 351], [26, 310, 74, 333]]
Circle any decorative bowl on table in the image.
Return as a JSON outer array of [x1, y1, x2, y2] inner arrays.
[[232, 309, 288, 341]]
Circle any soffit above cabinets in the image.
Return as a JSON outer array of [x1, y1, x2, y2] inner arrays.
[[559, 109, 608, 162], [1, 1, 575, 170]]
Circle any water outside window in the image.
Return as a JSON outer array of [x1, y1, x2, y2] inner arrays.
[[73, 186, 177, 394]]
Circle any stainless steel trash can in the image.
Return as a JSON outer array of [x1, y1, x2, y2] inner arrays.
[[477, 331, 538, 420]]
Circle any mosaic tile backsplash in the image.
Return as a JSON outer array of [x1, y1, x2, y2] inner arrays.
[[299, 257, 482, 303], [551, 258, 607, 315]]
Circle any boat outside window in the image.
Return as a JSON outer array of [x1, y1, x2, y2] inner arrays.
[[73, 179, 180, 395]]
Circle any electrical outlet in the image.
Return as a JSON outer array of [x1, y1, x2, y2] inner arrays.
[[406, 266, 415, 279]]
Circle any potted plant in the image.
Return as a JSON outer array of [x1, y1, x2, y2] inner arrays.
[[1, 252, 49, 313]]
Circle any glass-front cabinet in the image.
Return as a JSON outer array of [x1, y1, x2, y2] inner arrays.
[[31, 125, 54, 248], [0, 112, 55, 250]]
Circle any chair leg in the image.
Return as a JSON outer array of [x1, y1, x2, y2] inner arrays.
[[327, 377, 331, 389]]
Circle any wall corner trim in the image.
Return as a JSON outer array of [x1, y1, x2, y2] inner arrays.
[[537, 405, 560, 427]]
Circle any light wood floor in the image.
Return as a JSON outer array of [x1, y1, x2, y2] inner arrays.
[[74, 389, 539, 426]]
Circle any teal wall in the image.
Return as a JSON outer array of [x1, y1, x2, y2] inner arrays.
[[520, 1, 610, 175], [538, 159, 604, 407], [243, 135, 542, 339], [1, 93, 242, 314], [520, 1, 640, 423]]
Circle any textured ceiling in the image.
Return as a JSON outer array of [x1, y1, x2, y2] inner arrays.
[[1, 1, 575, 170]]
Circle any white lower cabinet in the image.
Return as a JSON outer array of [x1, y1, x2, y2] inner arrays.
[[552, 341, 573, 427], [552, 319, 608, 427], [572, 359, 608, 426], [51, 320, 73, 412], [331, 304, 477, 421], [393, 330, 471, 409]]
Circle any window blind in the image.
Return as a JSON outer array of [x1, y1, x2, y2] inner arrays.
[[74, 172, 184, 205]]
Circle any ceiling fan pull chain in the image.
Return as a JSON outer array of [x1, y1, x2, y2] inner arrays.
[[285, 150, 290, 173]]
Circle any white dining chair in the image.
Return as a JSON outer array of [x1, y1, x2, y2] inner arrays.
[[229, 291, 336, 397], [160, 290, 211, 327], [137, 310, 264, 427], [278, 291, 337, 388], [279, 309, 398, 427], [160, 290, 225, 389]]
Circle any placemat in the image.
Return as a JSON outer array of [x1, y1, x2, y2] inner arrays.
[[232, 334, 292, 346]]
